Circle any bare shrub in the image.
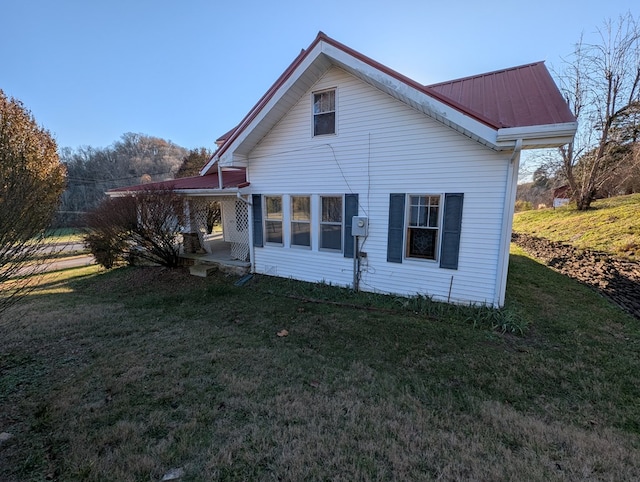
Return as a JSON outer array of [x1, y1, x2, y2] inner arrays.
[[84, 187, 185, 268]]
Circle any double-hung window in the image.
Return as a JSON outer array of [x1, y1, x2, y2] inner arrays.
[[264, 196, 283, 245], [406, 195, 440, 260], [320, 196, 342, 250], [313, 89, 336, 136], [291, 196, 311, 247]]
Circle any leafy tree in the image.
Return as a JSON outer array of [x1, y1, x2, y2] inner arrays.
[[0, 89, 66, 313], [175, 147, 220, 237], [555, 12, 640, 209], [175, 147, 213, 178], [84, 187, 185, 268]]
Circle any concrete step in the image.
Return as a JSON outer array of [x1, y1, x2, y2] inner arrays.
[[189, 264, 218, 277]]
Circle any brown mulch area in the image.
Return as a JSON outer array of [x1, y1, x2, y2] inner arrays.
[[512, 232, 640, 320]]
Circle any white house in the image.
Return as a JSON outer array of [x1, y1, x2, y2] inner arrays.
[[111, 32, 577, 307]]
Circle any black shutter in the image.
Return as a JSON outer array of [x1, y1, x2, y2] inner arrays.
[[439, 193, 464, 270], [252, 194, 263, 247], [387, 193, 405, 263], [343, 193, 359, 258]]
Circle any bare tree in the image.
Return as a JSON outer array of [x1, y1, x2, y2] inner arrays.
[[0, 90, 66, 314], [556, 12, 640, 209]]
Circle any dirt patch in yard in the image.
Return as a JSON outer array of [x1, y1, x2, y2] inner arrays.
[[512, 233, 640, 319]]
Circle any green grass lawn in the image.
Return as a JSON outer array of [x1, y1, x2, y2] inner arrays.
[[43, 227, 85, 245], [513, 193, 640, 260], [1, 250, 640, 481]]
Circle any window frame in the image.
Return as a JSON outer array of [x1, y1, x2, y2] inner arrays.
[[290, 195, 311, 248], [319, 195, 343, 252], [405, 194, 442, 261], [263, 195, 284, 246], [312, 88, 337, 137]]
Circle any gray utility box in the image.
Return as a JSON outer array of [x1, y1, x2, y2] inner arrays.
[[351, 216, 368, 237]]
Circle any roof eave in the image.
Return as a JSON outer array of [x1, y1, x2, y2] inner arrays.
[[107, 187, 241, 198], [176, 188, 240, 197], [495, 122, 578, 149]]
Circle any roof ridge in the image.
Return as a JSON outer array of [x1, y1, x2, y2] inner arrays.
[[426, 61, 545, 88]]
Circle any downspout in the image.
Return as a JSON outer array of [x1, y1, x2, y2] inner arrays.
[[217, 163, 223, 190], [495, 138, 522, 307]]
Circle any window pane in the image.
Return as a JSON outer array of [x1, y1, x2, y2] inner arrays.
[[291, 222, 311, 246], [265, 220, 282, 244], [407, 228, 437, 259], [291, 196, 310, 221], [428, 206, 439, 227], [314, 91, 335, 114], [321, 196, 342, 222], [314, 112, 335, 136], [409, 205, 419, 226], [320, 224, 342, 250], [265, 196, 282, 219]]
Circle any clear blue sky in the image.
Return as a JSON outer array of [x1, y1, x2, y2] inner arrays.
[[2, 0, 637, 151]]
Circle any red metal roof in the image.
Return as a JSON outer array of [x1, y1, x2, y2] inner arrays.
[[427, 62, 576, 128], [215, 126, 238, 146], [108, 168, 247, 193]]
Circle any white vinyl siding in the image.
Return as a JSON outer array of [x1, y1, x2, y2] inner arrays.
[[247, 67, 511, 304]]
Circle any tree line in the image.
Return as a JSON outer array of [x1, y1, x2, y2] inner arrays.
[[58, 133, 211, 226]]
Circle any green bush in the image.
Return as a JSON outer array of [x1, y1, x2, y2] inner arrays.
[[514, 199, 533, 212]]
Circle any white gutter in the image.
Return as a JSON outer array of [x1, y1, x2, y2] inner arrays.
[[496, 122, 578, 143], [495, 138, 522, 307], [107, 188, 241, 198]]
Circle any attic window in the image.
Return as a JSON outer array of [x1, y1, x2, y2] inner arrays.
[[313, 89, 335, 136]]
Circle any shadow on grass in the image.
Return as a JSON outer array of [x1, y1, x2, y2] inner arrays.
[[2, 258, 640, 481]]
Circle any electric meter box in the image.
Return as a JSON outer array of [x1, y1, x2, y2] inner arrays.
[[351, 216, 369, 236]]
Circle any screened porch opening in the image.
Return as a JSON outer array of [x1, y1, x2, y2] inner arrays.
[[182, 196, 250, 268]]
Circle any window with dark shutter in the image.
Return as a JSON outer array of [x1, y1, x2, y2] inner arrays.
[[386, 192, 463, 268]]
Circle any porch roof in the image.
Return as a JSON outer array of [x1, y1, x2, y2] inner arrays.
[[107, 168, 247, 196]]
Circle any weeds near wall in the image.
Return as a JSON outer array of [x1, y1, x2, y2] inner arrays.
[[254, 275, 529, 335]]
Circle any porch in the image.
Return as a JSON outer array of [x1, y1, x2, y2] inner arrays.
[[180, 196, 251, 277], [181, 234, 251, 276]]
